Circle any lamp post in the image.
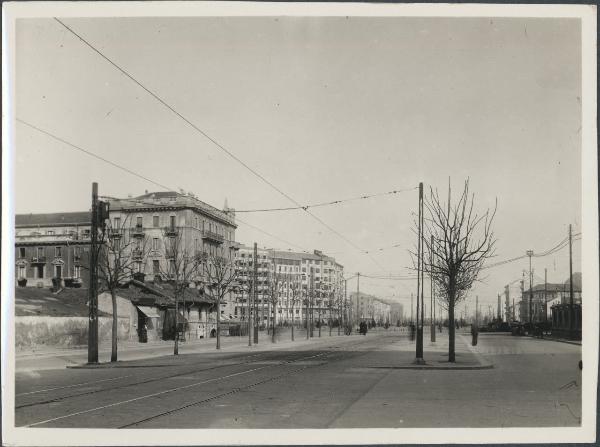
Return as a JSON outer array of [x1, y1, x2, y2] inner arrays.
[[526, 250, 534, 326]]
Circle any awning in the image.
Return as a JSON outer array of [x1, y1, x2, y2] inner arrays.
[[137, 305, 161, 318]]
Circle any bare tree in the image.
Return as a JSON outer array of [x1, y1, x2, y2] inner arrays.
[[288, 273, 300, 341], [419, 179, 497, 362], [160, 229, 204, 355], [98, 215, 150, 362], [203, 252, 239, 349]]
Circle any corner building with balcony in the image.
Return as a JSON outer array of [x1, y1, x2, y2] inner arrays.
[[106, 191, 239, 318]]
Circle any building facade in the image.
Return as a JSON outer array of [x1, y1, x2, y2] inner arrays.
[[518, 273, 582, 323], [107, 191, 239, 318], [232, 247, 345, 326], [349, 292, 390, 324], [15, 212, 92, 287]]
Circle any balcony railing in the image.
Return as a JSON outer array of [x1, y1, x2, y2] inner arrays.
[[108, 228, 122, 239], [201, 230, 224, 244], [30, 256, 47, 263], [132, 249, 143, 259], [163, 226, 179, 238], [131, 225, 145, 238]]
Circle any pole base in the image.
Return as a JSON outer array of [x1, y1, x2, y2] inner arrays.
[[413, 357, 427, 365]]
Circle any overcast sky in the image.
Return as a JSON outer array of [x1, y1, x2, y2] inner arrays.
[[14, 16, 582, 314]]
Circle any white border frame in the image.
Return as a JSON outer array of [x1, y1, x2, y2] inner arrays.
[[2, 2, 597, 445]]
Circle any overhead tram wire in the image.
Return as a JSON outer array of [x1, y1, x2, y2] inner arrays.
[[16, 118, 311, 254], [16, 118, 172, 192], [233, 187, 417, 213], [53, 17, 390, 271]]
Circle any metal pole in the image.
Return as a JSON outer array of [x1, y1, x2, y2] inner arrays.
[[527, 250, 534, 325], [430, 234, 435, 342], [88, 182, 99, 364], [544, 268, 548, 324], [356, 273, 360, 327], [569, 224, 574, 336], [253, 243, 259, 344], [416, 182, 424, 361]]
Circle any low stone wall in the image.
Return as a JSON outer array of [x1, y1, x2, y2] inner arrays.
[[15, 316, 130, 350]]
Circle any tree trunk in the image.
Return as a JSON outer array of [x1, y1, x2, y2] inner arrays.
[[448, 290, 456, 362], [216, 301, 221, 350], [272, 302, 276, 343], [174, 295, 179, 355], [111, 289, 118, 362], [291, 312, 294, 341]]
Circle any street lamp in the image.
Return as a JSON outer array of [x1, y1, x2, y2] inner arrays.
[[526, 250, 534, 326]]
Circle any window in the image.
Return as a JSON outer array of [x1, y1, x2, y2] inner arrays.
[[19, 247, 25, 258], [18, 265, 26, 278], [169, 215, 176, 229], [47, 230, 54, 235], [153, 215, 159, 227], [169, 196, 176, 202], [55, 247, 62, 258], [136, 216, 143, 227], [113, 217, 120, 228], [153, 260, 160, 274], [152, 238, 159, 250], [74, 265, 81, 278], [302, 267, 306, 273], [74, 246, 81, 257], [37, 247, 44, 258], [194, 217, 198, 228], [195, 239, 199, 252]]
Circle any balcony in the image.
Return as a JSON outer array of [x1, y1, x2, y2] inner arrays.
[[30, 256, 47, 264], [163, 226, 179, 238], [132, 249, 144, 260], [108, 228, 122, 239], [131, 225, 145, 238], [201, 230, 224, 244]]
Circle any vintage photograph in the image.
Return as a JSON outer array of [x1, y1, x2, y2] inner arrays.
[[2, 2, 597, 446]]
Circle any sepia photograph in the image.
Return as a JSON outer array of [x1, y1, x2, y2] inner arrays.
[[1, 2, 597, 446]]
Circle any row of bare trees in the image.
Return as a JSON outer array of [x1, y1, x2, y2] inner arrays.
[[262, 269, 347, 342], [94, 216, 239, 362]]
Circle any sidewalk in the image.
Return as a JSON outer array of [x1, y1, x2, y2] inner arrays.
[[15, 328, 363, 372], [367, 331, 493, 370]]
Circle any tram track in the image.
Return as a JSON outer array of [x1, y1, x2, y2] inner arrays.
[[17, 333, 399, 426]]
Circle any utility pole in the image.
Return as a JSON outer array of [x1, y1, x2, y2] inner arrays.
[[430, 235, 435, 342], [415, 182, 424, 363], [248, 250, 253, 346], [504, 285, 510, 322], [475, 295, 479, 327], [569, 224, 574, 336], [88, 182, 99, 364], [411, 293, 414, 324], [544, 268, 548, 324], [310, 267, 314, 338], [497, 294, 501, 321], [526, 250, 534, 325], [356, 272, 360, 326], [253, 243, 259, 344]]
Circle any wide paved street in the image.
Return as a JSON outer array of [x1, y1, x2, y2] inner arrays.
[[15, 331, 581, 428]]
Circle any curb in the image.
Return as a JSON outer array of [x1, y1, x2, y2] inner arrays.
[[368, 363, 494, 371], [458, 334, 495, 369], [526, 335, 582, 346]]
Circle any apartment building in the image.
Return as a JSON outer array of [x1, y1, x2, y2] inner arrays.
[[232, 247, 345, 325], [107, 191, 239, 318], [15, 212, 92, 287]]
